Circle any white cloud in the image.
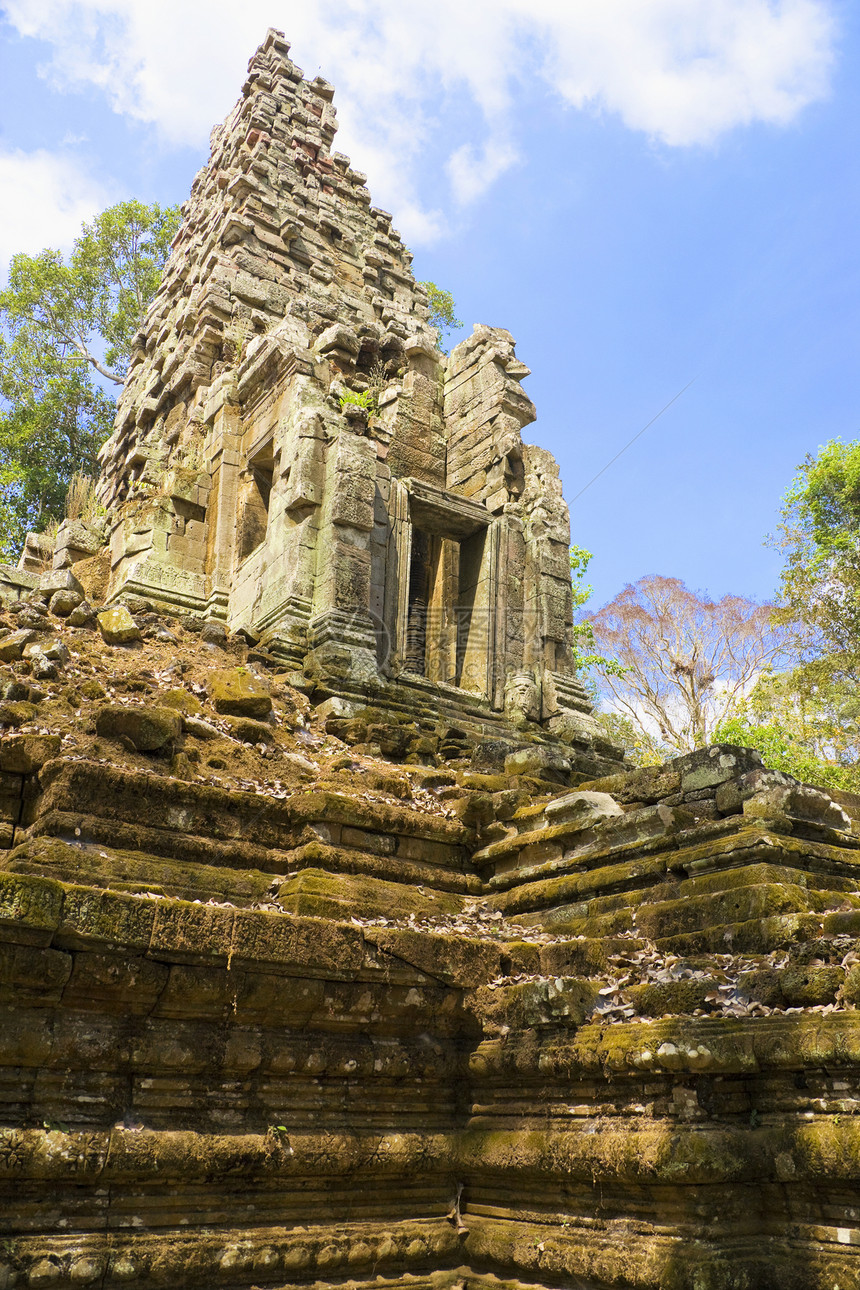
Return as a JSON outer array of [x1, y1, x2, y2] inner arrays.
[[533, 0, 835, 146], [447, 139, 521, 207], [0, 148, 112, 274], [2, 0, 837, 243]]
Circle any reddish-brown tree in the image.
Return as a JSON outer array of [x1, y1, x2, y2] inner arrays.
[[586, 575, 794, 754]]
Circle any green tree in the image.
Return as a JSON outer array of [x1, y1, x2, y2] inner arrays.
[[418, 281, 462, 349], [774, 437, 860, 685], [569, 545, 626, 677], [0, 199, 180, 559], [591, 709, 668, 767], [714, 659, 860, 793]]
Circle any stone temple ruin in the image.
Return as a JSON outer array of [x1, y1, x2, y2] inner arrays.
[[35, 24, 609, 772], [3, 28, 860, 1290]]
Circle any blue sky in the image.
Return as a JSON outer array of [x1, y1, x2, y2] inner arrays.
[[0, 1, 856, 609]]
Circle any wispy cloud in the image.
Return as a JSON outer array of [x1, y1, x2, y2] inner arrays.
[[0, 147, 112, 273], [3, 0, 838, 245]]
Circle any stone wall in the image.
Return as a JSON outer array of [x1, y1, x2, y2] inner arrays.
[[4, 710, 860, 1288]]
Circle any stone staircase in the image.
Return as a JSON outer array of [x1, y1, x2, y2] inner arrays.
[[4, 741, 860, 1288]]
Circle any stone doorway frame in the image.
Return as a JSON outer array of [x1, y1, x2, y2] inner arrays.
[[384, 479, 502, 703]]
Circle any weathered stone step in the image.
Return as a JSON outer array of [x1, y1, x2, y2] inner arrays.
[[19, 760, 475, 890]]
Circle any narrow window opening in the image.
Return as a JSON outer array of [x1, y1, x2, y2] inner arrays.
[[237, 442, 275, 563], [405, 529, 431, 675], [456, 529, 488, 694]]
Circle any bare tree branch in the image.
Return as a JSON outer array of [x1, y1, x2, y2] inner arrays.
[[588, 575, 795, 753]]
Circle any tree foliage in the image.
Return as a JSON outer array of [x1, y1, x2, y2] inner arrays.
[[569, 545, 626, 678], [774, 437, 860, 684], [715, 658, 860, 793], [418, 281, 462, 348], [591, 709, 668, 767], [0, 199, 180, 559], [586, 575, 793, 754]]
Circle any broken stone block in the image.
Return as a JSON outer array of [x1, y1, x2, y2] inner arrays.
[[48, 588, 83, 617], [582, 763, 682, 805], [158, 688, 204, 716], [221, 714, 277, 746], [0, 701, 37, 727], [78, 678, 106, 700], [38, 568, 84, 600], [207, 668, 273, 719], [68, 600, 97, 628], [51, 517, 106, 568], [27, 650, 59, 682], [0, 629, 38, 661], [41, 640, 70, 667], [97, 606, 142, 645], [0, 680, 30, 702], [544, 790, 623, 829], [676, 744, 764, 795], [182, 715, 222, 740], [504, 746, 571, 780], [16, 531, 54, 574], [200, 621, 228, 647], [715, 767, 798, 815], [94, 704, 183, 752], [15, 606, 50, 632], [118, 595, 154, 615], [0, 733, 61, 772], [282, 751, 318, 776], [743, 783, 852, 833]]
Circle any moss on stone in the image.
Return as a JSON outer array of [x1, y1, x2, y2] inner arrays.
[[277, 868, 465, 923], [158, 687, 204, 716]]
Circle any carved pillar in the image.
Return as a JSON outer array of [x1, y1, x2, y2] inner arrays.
[[203, 377, 241, 620], [305, 427, 380, 687]]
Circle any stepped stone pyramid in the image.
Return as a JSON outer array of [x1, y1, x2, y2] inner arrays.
[[2, 28, 860, 1290]]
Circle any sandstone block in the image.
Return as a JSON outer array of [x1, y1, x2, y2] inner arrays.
[[48, 588, 83, 617], [222, 714, 277, 746], [544, 790, 623, 830], [200, 621, 228, 646], [0, 733, 61, 772], [38, 567, 84, 598], [27, 649, 59, 681], [182, 715, 222, 739], [505, 746, 571, 779], [68, 600, 97, 627], [97, 606, 142, 644], [208, 667, 273, 719], [743, 783, 851, 833], [95, 704, 182, 751], [159, 688, 204, 716], [715, 767, 798, 815], [0, 700, 37, 727], [0, 629, 37, 661], [676, 744, 763, 794]]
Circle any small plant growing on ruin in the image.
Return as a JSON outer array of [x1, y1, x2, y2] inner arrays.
[[225, 316, 254, 365], [418, 280, 462, 352], [42, 516, 61, 544], [366, 357, 400, 400], [179, 436, 209, 473], [338, 389, 375, 413], [64, 471, 104, 524]]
